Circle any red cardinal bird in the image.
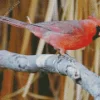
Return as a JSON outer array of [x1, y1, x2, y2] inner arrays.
[[0, 16, 100, 54]]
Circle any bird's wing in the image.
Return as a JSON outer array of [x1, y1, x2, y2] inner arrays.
[[34, 20, 83, 34]]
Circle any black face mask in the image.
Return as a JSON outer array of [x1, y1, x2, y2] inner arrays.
[[93, 26, 100, 40]]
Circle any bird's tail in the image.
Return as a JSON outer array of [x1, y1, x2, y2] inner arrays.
[[0, 16, 29, 29], [0, 16, 48, 38]]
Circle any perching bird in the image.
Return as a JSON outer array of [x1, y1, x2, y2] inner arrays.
[[0, 16, 100, 54]]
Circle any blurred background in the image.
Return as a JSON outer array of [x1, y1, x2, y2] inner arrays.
[[0, 0, 100, 100]]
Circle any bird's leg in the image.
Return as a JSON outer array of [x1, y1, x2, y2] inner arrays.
[[59, 49, 66, 55], [56, 49, 70, 64], [57, 49, 67, 59], [55, 48, 69, 59], [56, 49, 61, 59]]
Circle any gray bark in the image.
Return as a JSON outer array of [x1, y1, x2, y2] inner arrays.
[[0, 50, 100, 99]]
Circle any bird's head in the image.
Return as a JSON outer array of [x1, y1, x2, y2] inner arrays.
[[93, 26, 100, 40], [88, 16, 100, 40]]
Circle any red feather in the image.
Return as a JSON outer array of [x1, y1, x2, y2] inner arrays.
[[0, 16, 99, 54]]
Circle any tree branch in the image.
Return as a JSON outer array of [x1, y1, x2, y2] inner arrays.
[[0, 50, 100, 99]]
